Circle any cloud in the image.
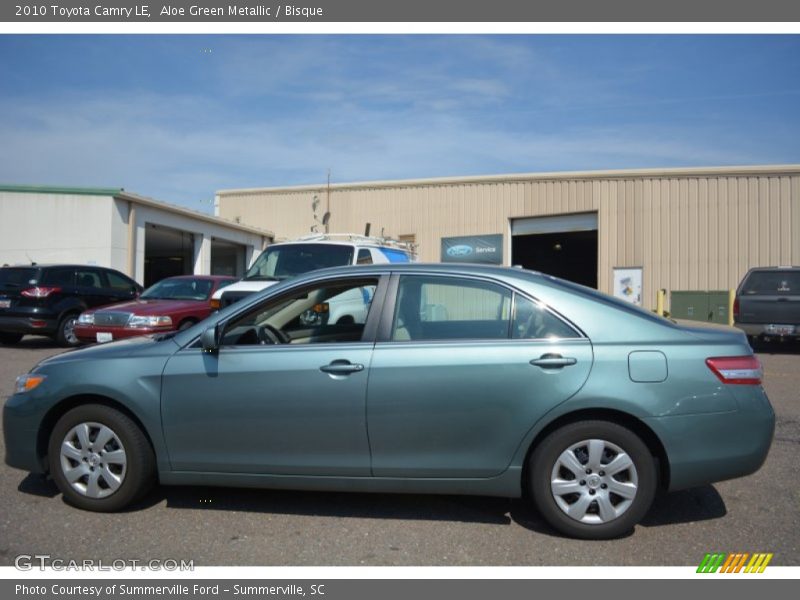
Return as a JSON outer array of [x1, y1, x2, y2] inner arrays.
[[0, 36, 797, 211]]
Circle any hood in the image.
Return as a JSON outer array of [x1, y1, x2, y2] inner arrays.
[[211, 279, 278, 299], [33, 333, 180, 370], [85, 298, 207, 315]]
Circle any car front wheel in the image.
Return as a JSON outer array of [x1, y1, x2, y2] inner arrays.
[[48, 404, 155, 511], [529, 420, 657, 539]]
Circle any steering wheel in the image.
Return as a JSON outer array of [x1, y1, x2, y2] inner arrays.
[[258, 324, 291, 345]]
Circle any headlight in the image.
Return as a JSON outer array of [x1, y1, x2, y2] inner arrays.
[[127, 315, 173, 328], [77, 313, 94, 325], [14, 374, 46, 394]]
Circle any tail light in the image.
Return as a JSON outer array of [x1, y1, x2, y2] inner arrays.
[[21, 286, 61, 298], [706, 356, 762, 385], [733, 297, 740, 319], [210, 298, 220, 310]]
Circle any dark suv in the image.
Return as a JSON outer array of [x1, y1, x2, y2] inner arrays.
[[734, 266, 800, 345], [0, 265, 142, 347]]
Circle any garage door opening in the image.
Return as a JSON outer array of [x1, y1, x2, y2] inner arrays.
[[511, 213, 598, 289], [144, 224, 194, 287], [211, 238, 246, 277]]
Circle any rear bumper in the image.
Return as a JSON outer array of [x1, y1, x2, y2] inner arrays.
[[645, 386, 775, 491], [735, 322, 800, 338], [0, 315, 57, 335]]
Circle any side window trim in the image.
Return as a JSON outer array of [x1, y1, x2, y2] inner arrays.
[[376, 272, 586, 343], [208, 273, 390, 349], [511, 292, 583, 341]]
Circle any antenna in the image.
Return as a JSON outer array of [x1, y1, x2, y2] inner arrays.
[[326, 169, 331, 234]]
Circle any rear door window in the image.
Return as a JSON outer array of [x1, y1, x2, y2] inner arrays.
[[391, 276, 511, 341], [75, 269, 105, 289]]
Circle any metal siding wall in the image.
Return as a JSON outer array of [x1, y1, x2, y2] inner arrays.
[[219, 169, 800, 310]]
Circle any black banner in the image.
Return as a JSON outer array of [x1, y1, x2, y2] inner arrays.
[[3, 0, 800, 22], [3, 579, 796, 600]]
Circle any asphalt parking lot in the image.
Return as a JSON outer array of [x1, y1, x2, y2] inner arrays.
[[0, 337, 798, 567]]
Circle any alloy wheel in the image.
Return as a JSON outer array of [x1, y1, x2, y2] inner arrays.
[[59, 422, 127, 499], [549, 438, 638, 525]]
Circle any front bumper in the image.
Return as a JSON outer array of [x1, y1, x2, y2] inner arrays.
[[74, 324, 170, 342], [3, 394, 45, 473]]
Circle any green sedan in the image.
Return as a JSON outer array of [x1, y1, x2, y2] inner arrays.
[[4, 264, 774, 539]]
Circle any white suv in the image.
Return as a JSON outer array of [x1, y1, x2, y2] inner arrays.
[[211, 234, 415, 322]]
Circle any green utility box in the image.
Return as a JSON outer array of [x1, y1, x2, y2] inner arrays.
[[670, 291, 730, 324]]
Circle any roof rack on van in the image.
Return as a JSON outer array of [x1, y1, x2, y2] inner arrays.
[[294, 233, 417, 254]]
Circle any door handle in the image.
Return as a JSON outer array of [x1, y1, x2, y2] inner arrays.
[[320, 360, 364, 375], [530, 354, 577, 369]]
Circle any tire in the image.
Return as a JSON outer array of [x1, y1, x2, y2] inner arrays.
[[48, 404, 156, 512], [178, 319, 196, 331], [55, 313, 81, 347], [529, 420, 657, 540], [0, 332, 23, 345]]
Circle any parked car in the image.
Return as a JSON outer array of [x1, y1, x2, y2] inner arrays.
[[0, 264, 142, 347], [212, 233, 414, 309], [74, 275, 236, 344], [734, 266, 800, 345], [4, 264, 774, 539]]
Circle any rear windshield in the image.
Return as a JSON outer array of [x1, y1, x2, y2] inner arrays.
[[741, 270, 800, 294], [0, 267, 39, 287]]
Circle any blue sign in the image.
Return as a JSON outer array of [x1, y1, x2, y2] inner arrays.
[[441, 234, 503, 264]]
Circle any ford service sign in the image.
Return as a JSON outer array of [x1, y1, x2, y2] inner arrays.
[[441, 234, 503, 264]]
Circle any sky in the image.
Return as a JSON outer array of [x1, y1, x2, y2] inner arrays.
[[0, 35, 798, 212]]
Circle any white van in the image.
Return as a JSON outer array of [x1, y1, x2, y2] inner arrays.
[[211, 234, 415, 323]]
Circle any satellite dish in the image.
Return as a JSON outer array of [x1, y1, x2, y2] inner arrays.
[[322, 212, 331, 226]]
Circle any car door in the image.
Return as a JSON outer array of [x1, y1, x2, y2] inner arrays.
[[103, 269, 141, 303], [366, 273, 594, 478], [160, 274, 387, 476], [74, 268, 110, 308]]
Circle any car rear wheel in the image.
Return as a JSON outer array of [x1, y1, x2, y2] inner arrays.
[[48, 404, 156, 512], [0, 332, 23, 345], [55, 313, 81, 347], [529, 420, 657, 539]]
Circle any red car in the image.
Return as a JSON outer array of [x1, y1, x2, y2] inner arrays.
[[74, 275, 236, 343]]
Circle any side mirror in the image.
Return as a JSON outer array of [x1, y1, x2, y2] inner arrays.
[[201, 326, 220, 354]]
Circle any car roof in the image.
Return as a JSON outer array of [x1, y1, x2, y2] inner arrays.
[[0, 264, 123, 270], [158, 274, 237, 281], [287, 262, 544, 281], [745, 266, 800, 272]]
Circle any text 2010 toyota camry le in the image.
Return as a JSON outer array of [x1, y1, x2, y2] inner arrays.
[[4, 264, 774, 539]]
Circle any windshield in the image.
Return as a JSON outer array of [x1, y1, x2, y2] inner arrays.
[[741, 270, 800, 295], [245, 243, 355, 281], [140, 278, 214, 301]]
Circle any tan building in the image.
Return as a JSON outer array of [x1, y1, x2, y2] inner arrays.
[[216, 165, 800, 310]]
